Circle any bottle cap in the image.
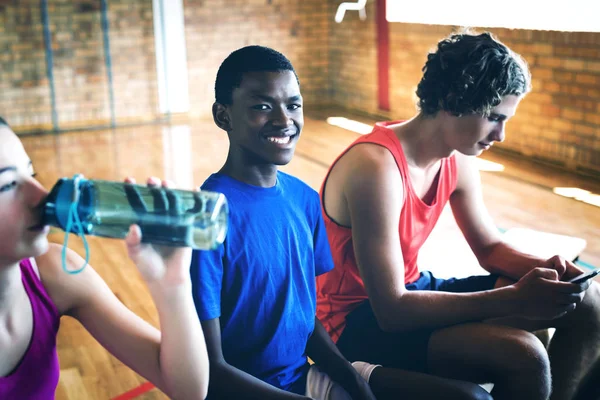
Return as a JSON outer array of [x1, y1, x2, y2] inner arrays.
[[43, 175, 93, 233]]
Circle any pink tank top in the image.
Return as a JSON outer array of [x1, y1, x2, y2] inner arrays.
[[0, 259, 61, 399], [317, 121, 458, 341]]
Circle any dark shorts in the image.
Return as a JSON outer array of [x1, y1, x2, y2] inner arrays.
[[336, 271, 499, 373]]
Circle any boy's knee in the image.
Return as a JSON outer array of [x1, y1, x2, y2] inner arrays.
[[497, 331, 551, 397], [574, 282, 600, 326], [504, 332, 550, 373]]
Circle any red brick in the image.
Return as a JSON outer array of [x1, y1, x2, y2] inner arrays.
[[576, 124, 595, 136], [542, 104, 561, 117], [574, 99, 597, 111], [554, 71, 575, 82], [575, 74, 598, 85], [551, 119, 573, 131], [542, 81, 560, 93], [532, 68, 553, 80], [563, 59, 586, 71], [585, 114, 600, 125], [562, 109, 584, 121], [537, 57, 562, 68], [586, 61, 600, 73]]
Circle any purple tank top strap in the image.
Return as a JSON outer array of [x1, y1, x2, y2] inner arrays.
[[0, 259, 61, 399], [19, 259, 60, 326]]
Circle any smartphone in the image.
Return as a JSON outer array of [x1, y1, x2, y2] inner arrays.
[[568, 268, 600, 284]]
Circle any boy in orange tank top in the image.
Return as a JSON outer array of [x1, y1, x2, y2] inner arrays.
[[318, 31, 600, 400]]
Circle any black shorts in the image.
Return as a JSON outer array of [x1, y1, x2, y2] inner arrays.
[[336, 271, 499, 373]]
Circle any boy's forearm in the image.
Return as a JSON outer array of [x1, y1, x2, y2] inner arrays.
[[306, 319, 362, 392], [375, 286, 519, 332], [210, 361, 310, 400], [306, 319, 348, 368], [479, 241, 543, 279]]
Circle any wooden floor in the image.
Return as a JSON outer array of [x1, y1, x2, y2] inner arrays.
[[20, 114, 600, 400]]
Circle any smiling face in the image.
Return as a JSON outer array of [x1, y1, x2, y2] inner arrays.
[[441, 95, 522, 156], [213, 70, 304, 167], [0, 126, 49, 266]]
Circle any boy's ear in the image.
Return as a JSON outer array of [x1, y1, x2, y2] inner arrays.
[[212, 102, 232, 132]]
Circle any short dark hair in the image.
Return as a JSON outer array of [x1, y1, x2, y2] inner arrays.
[[416, 31, 531, 117], [0, 116, 9, 127], [215, 45, 298, 105]]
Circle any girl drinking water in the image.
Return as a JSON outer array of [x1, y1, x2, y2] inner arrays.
[[0, 117, 209, 399]]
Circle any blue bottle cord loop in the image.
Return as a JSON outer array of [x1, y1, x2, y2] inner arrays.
[[61, 174, 91, 275]]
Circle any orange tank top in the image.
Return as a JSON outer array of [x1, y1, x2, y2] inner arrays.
[[316, 121, 458, 342]]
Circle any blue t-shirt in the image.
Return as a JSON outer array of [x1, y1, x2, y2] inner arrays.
[[191, 171, 334, 393]]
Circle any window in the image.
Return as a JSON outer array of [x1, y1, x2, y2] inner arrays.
[[387, 0, 600, 33]]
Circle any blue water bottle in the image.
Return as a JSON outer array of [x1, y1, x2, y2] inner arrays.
[[43, 175, 228, 250]]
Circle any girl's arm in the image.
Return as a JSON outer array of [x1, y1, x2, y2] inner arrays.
[[37, 232, 208, 400]]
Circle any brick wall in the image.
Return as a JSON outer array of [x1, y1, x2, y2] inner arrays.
[[328, 0, 379, 117], [106, 1, 158, 124], [50, 1, 110, 128], [502, 30, 600, 174], [183, 0, 331, 119], [0, 0, 330, 129], [0, 0, 337, 130], [0, 0, 51, 128], [0, 0, 158, 130], [1, 0, 598, 174], [328, 3, 600, 175]]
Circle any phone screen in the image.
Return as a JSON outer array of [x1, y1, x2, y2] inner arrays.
[[569, 269, 600, 284]]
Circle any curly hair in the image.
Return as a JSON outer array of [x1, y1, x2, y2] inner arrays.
[[416, 31, 531, 117], [215, 45, 298, 105]]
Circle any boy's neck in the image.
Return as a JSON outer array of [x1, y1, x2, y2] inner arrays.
[[395, 113, 455, 169], [219, 157, 279, 188]]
